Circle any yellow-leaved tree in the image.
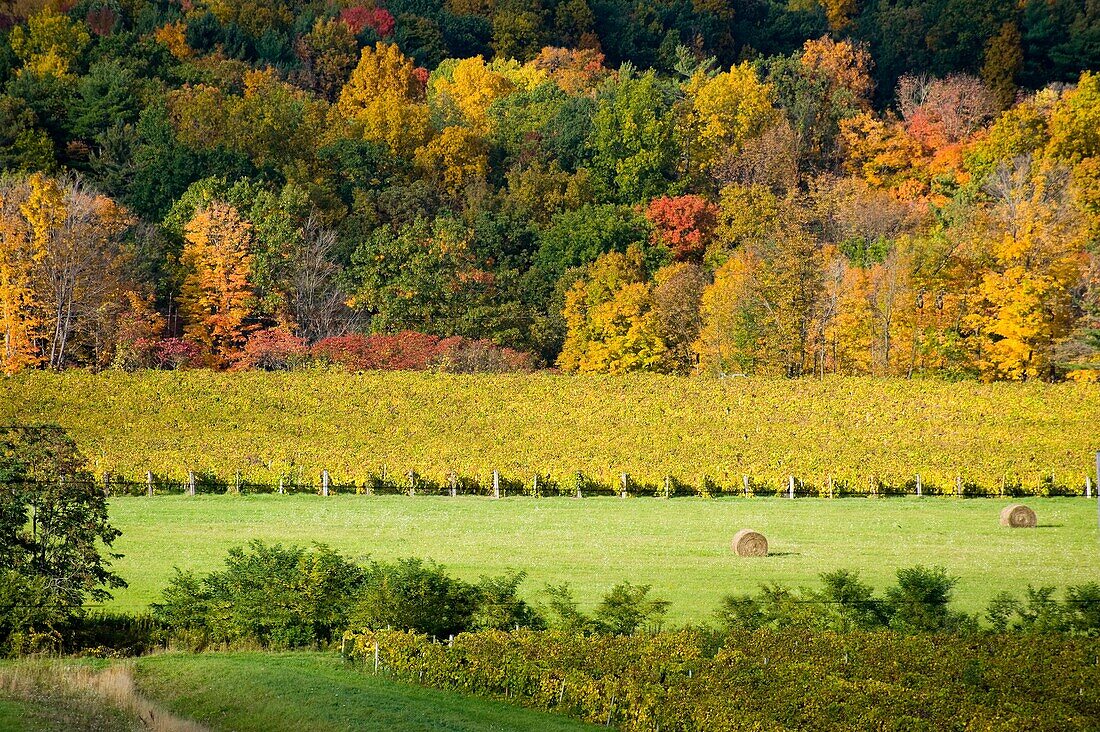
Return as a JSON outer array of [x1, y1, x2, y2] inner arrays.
[[558, 246, 669, 374], [1, 174, 135, 372], [432, 56, 514, 134], [9, 8, 90, 77], [964, 159, 1082, 380], [335, 42, 430, 157], [179, 203, 257, 359], [680, 63, 778, 180], [414, 126, 490, 202], [695, 226, 825, 377]]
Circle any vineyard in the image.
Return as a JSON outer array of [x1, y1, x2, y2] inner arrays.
[[4, 371, 1097, 495], [344, 629, 1100, 731]]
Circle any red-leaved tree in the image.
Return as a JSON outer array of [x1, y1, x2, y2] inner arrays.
[[644, 195, 719, 262]]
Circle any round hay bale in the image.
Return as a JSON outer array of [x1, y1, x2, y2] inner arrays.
[[731, 529, 768, 557], [999, 504, 1037, 528]]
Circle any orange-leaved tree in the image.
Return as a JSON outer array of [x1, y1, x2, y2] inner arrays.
[[179, 202, 257, 359]]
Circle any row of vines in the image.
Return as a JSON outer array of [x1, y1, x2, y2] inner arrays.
[[344, 628, 1100, 731], [4, 371, 1097, 492], [35, 470, 1093, 498]]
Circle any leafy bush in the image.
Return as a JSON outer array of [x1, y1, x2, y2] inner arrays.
[[153, 544, 546, 647], [988, 583, 1100, 635], [886, 565, 973, 633], [233, 327, 309, 370], [716, 566, 974, 634], [542, 581, 670, 634], [310, 331, 532, 372], [350, 558, 479, 638], [153, 541, 365, 649]]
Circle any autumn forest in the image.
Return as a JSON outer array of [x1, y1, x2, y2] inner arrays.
[[2, 0, 1100, 381]]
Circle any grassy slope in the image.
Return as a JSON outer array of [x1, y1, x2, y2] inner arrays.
[[0, 662, 135, 732], [3, 371, 1096, 488], [133, 652, 596, 732], [104, 494, 1099, 619]]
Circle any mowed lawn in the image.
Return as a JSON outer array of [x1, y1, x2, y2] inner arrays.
[[105, 495, 1099, 620], [133, 652, 598, 732], [0, 654, 597, 732]]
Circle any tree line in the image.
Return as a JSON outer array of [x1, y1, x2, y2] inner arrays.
[[1, 1, 1099, 380]]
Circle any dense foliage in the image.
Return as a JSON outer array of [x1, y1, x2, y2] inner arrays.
[[0, 425, 125, 654], [345, 627, 1100, 731], [151, 540, 674, 648], [1, 1, 1099, 380], [5, 371, 1097, 490]]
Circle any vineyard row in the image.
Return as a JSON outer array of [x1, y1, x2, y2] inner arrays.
[[16, 466, 1099, 498]]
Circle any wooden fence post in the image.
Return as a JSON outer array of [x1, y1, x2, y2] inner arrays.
[[322, 470, 330, 497], [1086, 475, 1092, 499], [188, 470, 196, 497], [146, 471, 153, 497], [492, 470, 500, 499]]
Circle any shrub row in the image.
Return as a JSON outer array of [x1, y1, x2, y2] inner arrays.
[[344, 628, 1100, 731], [127, 330, 535, 373]]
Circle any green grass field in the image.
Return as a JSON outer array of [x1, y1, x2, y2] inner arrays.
[[4, 371, 1097, 491], [0, 654, 595, 731], [133, 652, 596, 732], [104, 494, 1100, 621]]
